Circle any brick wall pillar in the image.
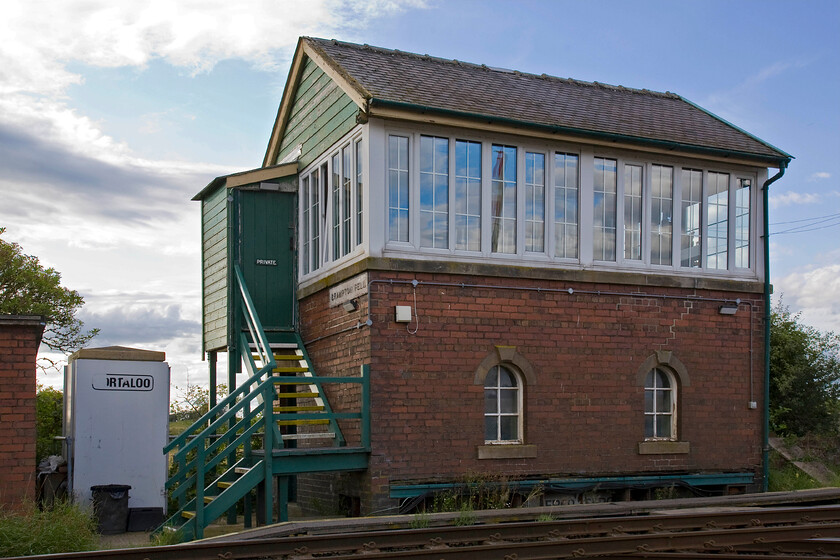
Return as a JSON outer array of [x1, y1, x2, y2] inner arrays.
[[0, 315, 46, 509]]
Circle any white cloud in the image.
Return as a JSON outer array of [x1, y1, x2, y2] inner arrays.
[[769, 191, 821, 209], [775, 264, 840, 335], [809, 171, 831, 181], [0, 0, 425, 98]]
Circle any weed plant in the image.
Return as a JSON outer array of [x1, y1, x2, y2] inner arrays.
[[0, 500, 98, 556]]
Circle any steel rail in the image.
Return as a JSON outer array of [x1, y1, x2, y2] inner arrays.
[[9, 508, 840, 560]]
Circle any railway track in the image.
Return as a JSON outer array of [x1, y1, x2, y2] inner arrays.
[[11, 503, 840, 560]]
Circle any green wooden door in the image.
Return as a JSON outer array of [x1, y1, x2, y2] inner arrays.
[[235, 189, 296, 331]]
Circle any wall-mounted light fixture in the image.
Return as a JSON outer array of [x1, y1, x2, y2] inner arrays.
[[719, 303, 739, 315], [342, 299, 358, 313]]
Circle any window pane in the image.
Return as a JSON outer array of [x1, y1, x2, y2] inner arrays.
[[500, 389, 517, 413], [485, 389, 498, 414], [735, 178, 751, 268], [332, 153, 340, 260], [388, 136, 409, 242], [624, 164, 643, 260], [500, 416, 518, 441], [485, 417, 497, 441], [593, 158, 617, 261], [644, 415, 654, 438], [498, 366, 515, 387], [356, 139, 363, 246], [455, 140, 482, 252], [554, 153, 579, 259], [485, 367, 498, 387], [420, 136, 449, 249], [491, 145, 517, 254], [656, 415, 672, 439], [525, 152, 545, 252], [342, 146, 352, 256], [302, 176, 310, 275], [311, 168, 321, 271], [681, 169, 702, 268], [707, 172, 729, 269], [651, 165, 673, 265]]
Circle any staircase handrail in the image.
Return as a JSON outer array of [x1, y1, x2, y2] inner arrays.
[[165, 264, 275, 456]]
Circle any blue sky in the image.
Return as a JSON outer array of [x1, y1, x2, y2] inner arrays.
[[1, 0, 837, 390]]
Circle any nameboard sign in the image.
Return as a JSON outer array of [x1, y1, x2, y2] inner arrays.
[[92, 374, 154, 392], [329, 274, 368, 307]]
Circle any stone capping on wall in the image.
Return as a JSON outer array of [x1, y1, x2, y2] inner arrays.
[[0, 314, 46, 331], [68, 346, 166, 362], [296, 256, 766, 300]]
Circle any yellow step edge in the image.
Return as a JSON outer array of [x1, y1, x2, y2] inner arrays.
[[273, 405, 325, 413], [234, 467, 250, 475], [276, 392, 319, 398], [273, 380, 313, 385], [276, 419, 330, 426], [203, 496, 214, 504], [273, 355, 303, 361], [217, 481, 233, 489], [181, 511, 196, 519], [272, 367, 309, 373]]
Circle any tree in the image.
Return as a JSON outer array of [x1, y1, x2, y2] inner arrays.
[[170, 384, 228, 421], [36, 384, 64, 463], [770, 302, 840, 436], [0, 228, 98, 367]]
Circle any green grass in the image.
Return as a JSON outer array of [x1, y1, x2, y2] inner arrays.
[[0, 500, 98, 556]]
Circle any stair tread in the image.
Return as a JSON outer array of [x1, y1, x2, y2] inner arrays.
[[217, 481, 233, 489], [181, 511, 196, 519], [282, 432, 336, 440], [274, 405, 325, 412], [276, 392, 320, 398], [277, 419, 330, 425]]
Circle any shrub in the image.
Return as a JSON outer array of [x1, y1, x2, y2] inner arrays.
[[0, 500, 98, 556]]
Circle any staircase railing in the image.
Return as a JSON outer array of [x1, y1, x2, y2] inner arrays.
[[162, 264, 370, 540], [163, 264, 276, 536]]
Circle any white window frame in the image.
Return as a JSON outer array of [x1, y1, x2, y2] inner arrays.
[[298, 130, 364, 279], [375, 124, 759, 281], [644, 367, 677, 441], [484, 364, 524, 444]]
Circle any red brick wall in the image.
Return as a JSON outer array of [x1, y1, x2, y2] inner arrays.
[[298, 271, 765, 514], [0, 316, 45, 509]]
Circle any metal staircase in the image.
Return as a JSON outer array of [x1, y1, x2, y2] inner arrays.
[[159, 265, 369, 541]]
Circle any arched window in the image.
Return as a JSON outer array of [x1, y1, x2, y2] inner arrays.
[[644, 367, 677, 440], [484, 365, 523, 443]]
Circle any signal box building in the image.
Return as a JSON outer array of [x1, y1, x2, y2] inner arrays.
[[173, 37, 791, 537]]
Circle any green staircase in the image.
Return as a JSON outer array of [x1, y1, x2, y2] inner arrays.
[[160, 265, 370, 541]]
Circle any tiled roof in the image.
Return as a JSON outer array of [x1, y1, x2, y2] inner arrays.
[[304, 37, 790, 164]]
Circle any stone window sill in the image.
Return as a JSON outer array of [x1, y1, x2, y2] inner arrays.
[[638, 441, 690, 455], [477, 444, 537, 460]]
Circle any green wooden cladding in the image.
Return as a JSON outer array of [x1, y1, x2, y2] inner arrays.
[[276, 57, 359, 169], [201, 185, 228, 352]]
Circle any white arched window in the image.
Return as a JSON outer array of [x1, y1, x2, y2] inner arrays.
[[484, 365, 523, 444], [644, 367, 677, 440]]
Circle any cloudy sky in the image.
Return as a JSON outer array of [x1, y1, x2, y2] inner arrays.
[[1, 0, 838, 393]]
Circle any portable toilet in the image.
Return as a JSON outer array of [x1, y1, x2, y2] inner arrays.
[[64, 346, 169, 530]]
